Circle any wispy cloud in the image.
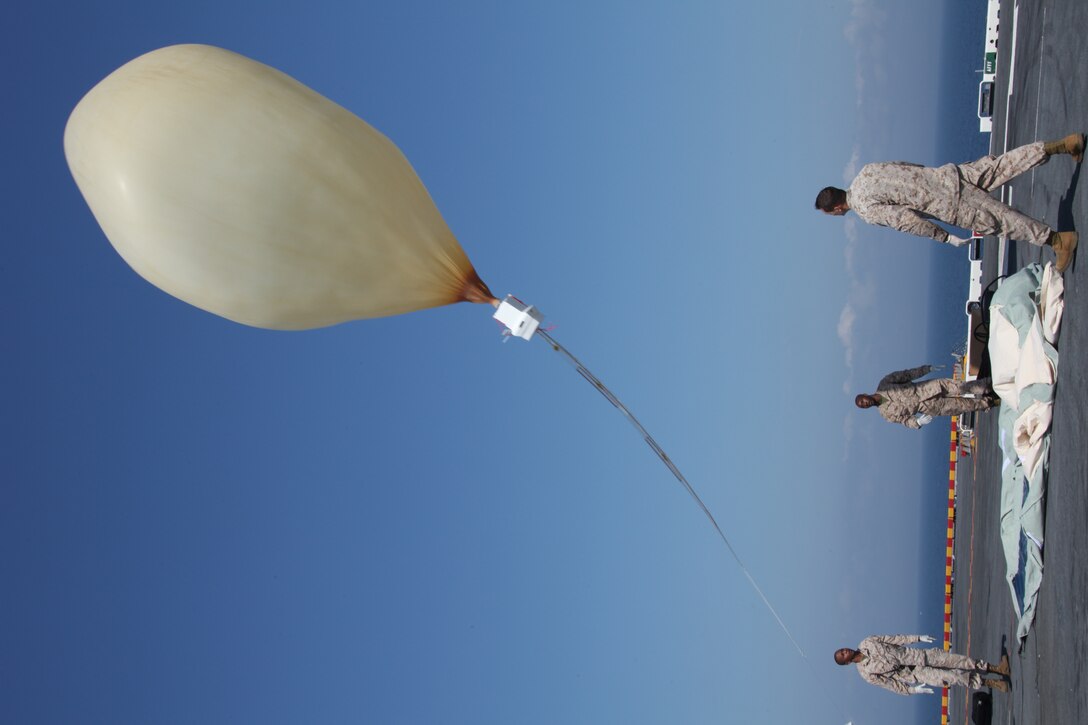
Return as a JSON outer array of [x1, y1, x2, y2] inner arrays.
[[843, 145, 861, 185], [837, 304, 858, 370], [842, 413, 856, 456], [843, 217, 859, 272], [838, 0, 892, 422], [844, 0, 888, 113], [838, 236, 876, 399]]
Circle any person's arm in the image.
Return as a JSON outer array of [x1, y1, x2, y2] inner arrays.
[[860, 205, 950, 242], [873, 635, 923, 646], [878, 366, 932, 387]]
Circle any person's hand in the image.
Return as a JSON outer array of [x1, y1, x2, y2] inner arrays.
[[928, 363, 945, 372], [914, 414, 934, 426], [947, 235, 971, 247], [919, 635, 936, 643], [910, 685, 935, 695]]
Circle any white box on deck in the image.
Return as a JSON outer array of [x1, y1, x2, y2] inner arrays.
[[493, 295, 544, 340]]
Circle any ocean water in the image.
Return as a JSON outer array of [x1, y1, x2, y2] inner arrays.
[[926, 0, 994, 358], [915, 0, 993, 695]]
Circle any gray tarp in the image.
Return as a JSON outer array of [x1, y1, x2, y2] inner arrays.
[[988, 262, 1064, 642]]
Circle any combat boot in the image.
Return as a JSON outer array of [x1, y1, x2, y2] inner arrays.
[[988, 678, 1009, 693], [990, 654, 1010, 676], [1043, 133, 1085, 162], [1047, 231, 1078, 273]]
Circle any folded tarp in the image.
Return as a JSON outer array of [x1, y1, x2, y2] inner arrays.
[[988, 262, 1064, 643]]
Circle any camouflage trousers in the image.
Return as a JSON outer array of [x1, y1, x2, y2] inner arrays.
[[917, 377, 995, 418], [951, 142, 1052, 245], [901, 649, 990, 690]]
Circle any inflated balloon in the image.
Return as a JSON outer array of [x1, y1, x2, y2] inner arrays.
[[64, 44, 494, 330]]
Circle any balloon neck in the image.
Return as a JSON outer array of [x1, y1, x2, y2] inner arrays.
[[459, 269, 498, 306]]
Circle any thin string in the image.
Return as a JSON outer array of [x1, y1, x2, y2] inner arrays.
[[536, 328, 806, 659]]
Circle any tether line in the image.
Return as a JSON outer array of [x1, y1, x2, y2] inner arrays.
[[536, 329, 805, 658]]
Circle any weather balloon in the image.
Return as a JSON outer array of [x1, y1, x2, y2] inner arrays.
[[64, 44, 494, 330]]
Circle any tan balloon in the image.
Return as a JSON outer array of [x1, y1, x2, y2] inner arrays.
[[64, 44, 494, 330]]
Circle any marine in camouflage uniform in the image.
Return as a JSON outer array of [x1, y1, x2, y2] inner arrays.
[[858, 365, 994, 430], [835, 635, 1008, 695], [815, 134, 1083, 271], [848, 144, 1054, 245]]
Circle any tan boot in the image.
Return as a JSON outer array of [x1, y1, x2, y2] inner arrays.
[[988, 678, 1010, 693], [1048, 231, 1078, 273], [990, 654, 1010, 676], [1044, 133, 1085, 162]]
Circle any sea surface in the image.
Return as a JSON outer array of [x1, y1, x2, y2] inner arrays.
[[916, 0, 993, 719]]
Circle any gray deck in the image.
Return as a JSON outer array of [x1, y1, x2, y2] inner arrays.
[[949, 1, 1088, 723]]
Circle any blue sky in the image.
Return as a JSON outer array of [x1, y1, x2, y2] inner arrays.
[[2, 1, 986, 722]]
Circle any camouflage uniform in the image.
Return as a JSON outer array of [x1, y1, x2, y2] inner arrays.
[[847, 142, 1051, 245], [853, 635, 990, 695], [874, 365, 993, 429]]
